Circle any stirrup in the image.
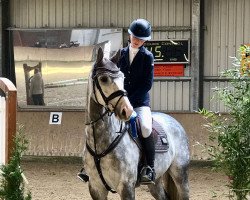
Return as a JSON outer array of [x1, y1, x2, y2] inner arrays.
[[77, 169, 89, 182], [140, 166, 155, 185]]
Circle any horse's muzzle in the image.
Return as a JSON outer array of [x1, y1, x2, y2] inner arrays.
[[116, 98, 133, 121]]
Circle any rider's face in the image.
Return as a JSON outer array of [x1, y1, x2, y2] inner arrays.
[[130, 35, 145, 48]]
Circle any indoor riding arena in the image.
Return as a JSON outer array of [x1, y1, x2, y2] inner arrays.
[[1, 0, 250, 199]]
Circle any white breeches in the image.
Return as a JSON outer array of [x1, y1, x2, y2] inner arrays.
[[134, 106, 152, 138]]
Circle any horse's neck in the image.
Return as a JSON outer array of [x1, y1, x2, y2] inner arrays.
[[86, 97, 104, 122]]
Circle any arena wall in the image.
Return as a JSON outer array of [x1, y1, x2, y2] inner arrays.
[[17, 111, 212, 160]]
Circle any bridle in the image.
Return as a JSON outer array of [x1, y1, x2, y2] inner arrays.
[[85, 65, 129, 193], [91, 66, 128, 118]]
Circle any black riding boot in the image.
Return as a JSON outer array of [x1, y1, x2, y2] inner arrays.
[[140, 134, 156, 185], [77, 168, 89, 182]]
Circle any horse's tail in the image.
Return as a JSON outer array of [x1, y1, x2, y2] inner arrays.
[[163, 172, 179, 200]]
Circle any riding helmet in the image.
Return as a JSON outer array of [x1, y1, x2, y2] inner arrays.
[[128, 19, 152, 41]]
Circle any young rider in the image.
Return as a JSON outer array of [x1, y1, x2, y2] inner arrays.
[[78, 18, 155, 185], [118, 18, 155, 184]]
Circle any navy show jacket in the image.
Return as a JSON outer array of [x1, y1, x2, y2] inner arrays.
[[118, 45, 154, 108]]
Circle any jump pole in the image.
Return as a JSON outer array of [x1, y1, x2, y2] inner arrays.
[[0, 77, 17, 165]]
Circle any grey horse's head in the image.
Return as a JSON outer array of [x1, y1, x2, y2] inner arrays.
[[91, 47, 133, 121]]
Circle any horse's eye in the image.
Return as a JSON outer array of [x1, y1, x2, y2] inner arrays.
[[99, 75, 109, 83]]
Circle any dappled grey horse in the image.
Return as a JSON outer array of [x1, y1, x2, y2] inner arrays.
[[84, 47, 190, 200]]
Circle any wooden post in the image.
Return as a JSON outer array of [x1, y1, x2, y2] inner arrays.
[[0, 78, 17, 164], [191, 0, 202, 111]]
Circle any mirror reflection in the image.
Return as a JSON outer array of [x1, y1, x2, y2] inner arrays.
[[14, 29, 123, 108]]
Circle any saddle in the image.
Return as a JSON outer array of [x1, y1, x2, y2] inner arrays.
[[129, 118, 169, 153]]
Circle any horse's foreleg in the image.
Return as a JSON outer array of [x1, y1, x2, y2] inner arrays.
[[89, 181, 109, 200], [118, 184, 136, 200], [148, 177, 169, 200]]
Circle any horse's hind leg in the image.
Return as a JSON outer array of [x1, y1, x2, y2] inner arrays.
[[167, 164, 189, 200], [148, 178, 169, 200]]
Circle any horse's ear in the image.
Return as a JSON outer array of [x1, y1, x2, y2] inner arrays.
[[96, 47, 104, 64], [110, 49, 121, 64]]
